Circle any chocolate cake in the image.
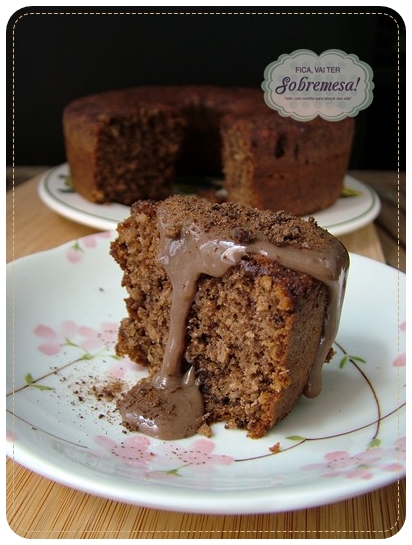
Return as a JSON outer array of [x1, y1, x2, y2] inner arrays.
[[110, 195, 349, 439], [64, 86, 354, 216]]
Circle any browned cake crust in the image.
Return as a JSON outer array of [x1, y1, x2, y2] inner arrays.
[[110, 196, 347, 438], [64, 86, 354, 216]]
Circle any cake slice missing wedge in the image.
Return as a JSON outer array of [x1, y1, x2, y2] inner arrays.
[[110, 195, 349, 439]]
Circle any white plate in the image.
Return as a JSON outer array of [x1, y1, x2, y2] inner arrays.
[[6, 235, 405, 515], [38, 164, 380, 236]]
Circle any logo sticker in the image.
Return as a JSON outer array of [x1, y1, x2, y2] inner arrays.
[[262, 49, 374, 121]]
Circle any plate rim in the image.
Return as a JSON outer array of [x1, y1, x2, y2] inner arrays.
[[38, 163, 381, 236], [6, 435, 404, 515]]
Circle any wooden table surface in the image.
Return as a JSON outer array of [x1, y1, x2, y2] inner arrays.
[[6, 168, 406, 538]]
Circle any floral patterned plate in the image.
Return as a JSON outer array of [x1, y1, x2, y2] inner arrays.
[[6, 233, 405, 515], [38, 163, 381, 236]]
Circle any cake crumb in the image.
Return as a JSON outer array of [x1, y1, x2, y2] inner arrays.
[[197, 422, 212, 438], [269, 442, 281, 454]]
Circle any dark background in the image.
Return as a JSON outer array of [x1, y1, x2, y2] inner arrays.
[[6, 6, 405, 171]]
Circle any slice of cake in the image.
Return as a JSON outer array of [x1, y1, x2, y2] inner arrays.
[[110, 195, 349, 439]]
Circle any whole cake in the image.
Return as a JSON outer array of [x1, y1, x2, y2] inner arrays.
[[63, 86, 354, 216], [110, 195, 349, 439]]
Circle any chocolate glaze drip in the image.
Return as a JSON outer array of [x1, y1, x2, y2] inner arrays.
[[117, 367, 203, 440], [118, 205, 349, 440]]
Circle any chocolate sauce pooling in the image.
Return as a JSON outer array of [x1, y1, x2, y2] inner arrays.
[[117, 204, 349, 440]]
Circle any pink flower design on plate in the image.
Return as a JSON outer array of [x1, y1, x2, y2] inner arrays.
[[381, 437, 406, 472], [34, 320, 121, 357], [395, 436, 406, 459], [77, 322, 119, 352], [66, 242, 83, 264], [302, 447, 384, 480], [66, 232, 112, 263], [92, 435, 234, 477], [392, 353, 406, 367], [82, 232, 111, 248], [158, 438, 235, 473], [93, 434, 155, 469], [108, 356, 145, 379], [392, 321, 406, 366], [34, 320, 79, 355]]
